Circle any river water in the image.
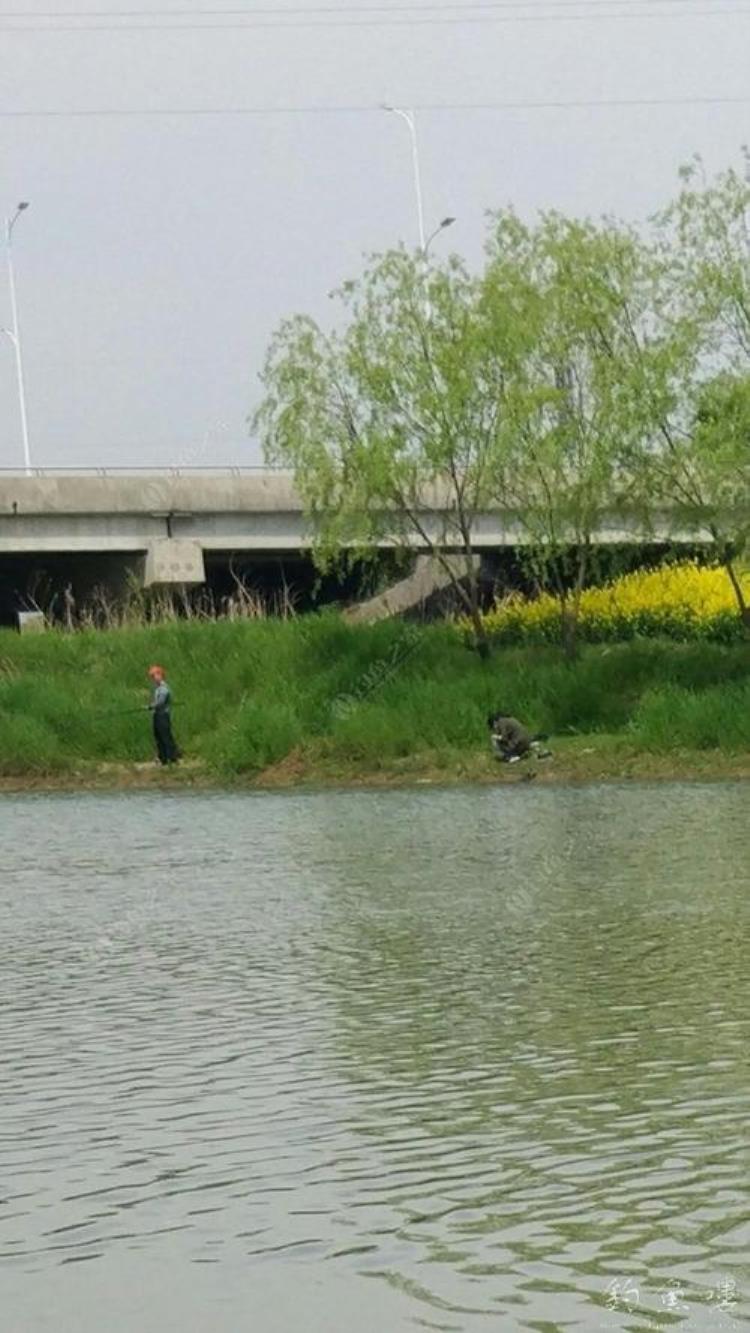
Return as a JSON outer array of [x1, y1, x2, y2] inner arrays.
[[0, 784, 748, 1332]]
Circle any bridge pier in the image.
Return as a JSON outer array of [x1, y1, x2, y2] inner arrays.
[[143, 539, 206, 588]]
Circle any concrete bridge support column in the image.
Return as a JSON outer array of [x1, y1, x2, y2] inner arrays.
[[143, 540, 206, 588]]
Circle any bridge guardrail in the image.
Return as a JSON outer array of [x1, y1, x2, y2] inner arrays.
[[0, 466, 291, 477]]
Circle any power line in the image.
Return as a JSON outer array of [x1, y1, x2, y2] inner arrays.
[[0, 0, 741, 11], [0, 95, 746, 116], [2, 3, 748, 26]]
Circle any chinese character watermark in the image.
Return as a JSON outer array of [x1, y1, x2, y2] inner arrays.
[[330, 623, 421, 720], [709, 1276, 738, 1314], [606, 1277, 640, 1312], [660, 1279, 689, 1313], [600, 1275, 743, 1330]]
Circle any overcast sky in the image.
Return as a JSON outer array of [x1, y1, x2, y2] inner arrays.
[[0, 0, 748, 469]]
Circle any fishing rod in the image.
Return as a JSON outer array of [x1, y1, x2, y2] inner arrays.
[[91, 705, 145, 718], [93, 702, 182, 718]]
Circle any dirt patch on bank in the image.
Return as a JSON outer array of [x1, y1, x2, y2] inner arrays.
[[1, 746, 749, 796], [253, 746, 309, 788]]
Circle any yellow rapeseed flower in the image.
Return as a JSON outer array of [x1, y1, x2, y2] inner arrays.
[[474, 562, 749, 643]]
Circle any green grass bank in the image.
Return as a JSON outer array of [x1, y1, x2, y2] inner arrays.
[[1, 616, 749, 788]]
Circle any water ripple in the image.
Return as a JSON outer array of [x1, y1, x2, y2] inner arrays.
[[0, 785, 748, 1331]]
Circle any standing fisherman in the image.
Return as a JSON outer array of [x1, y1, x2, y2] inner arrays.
[[147, 664, 180, 765]]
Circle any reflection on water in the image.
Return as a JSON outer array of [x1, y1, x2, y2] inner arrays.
[[0, 784, 748, 1332]]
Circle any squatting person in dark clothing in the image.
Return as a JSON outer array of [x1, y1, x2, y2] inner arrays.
[[487, 711, 551, 764], [147, 664, 180, 765]]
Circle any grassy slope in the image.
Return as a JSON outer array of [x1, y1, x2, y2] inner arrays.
[[0, 616, 749, 785]]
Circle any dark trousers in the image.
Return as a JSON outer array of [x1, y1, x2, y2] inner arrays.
[[153, 711, 179, 765], [491, 735, 529, 762]]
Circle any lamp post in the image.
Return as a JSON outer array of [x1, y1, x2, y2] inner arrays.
[[3, 201, 32, 475], [381, 104, 426, 253], [424, 216, 456, 257]]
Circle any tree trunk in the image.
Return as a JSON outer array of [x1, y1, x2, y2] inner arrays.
[[472, 610, 491, 659], [468, 587, 491, 659], [560, 596, 578, 661], [723, 557, 750, 630], [452, 528, 491, 658], [561, 545, 589, 661], [460, 522, 490, 659]]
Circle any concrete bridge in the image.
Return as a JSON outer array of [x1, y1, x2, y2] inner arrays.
[[0, 467, 706, 620], [0, 469, 313, 587], [0, 466, 692, 555]]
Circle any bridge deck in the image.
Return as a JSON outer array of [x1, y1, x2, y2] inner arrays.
[[0, 471, 699, 556]]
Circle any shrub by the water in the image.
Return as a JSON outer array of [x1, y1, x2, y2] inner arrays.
[[631, 681, 750, 752]]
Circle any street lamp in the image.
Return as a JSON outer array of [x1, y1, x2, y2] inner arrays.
[[2, 201, 32, 475], [424, 216, 456, 258], [381, 104, 426, 253]]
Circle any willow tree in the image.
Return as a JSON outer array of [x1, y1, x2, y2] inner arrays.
[[253, 248, 518, 655], [675, 374, 750, 623], [653, 157, 750, 624], [664, 152, 750, 363], [483, 210, 660, 657]]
